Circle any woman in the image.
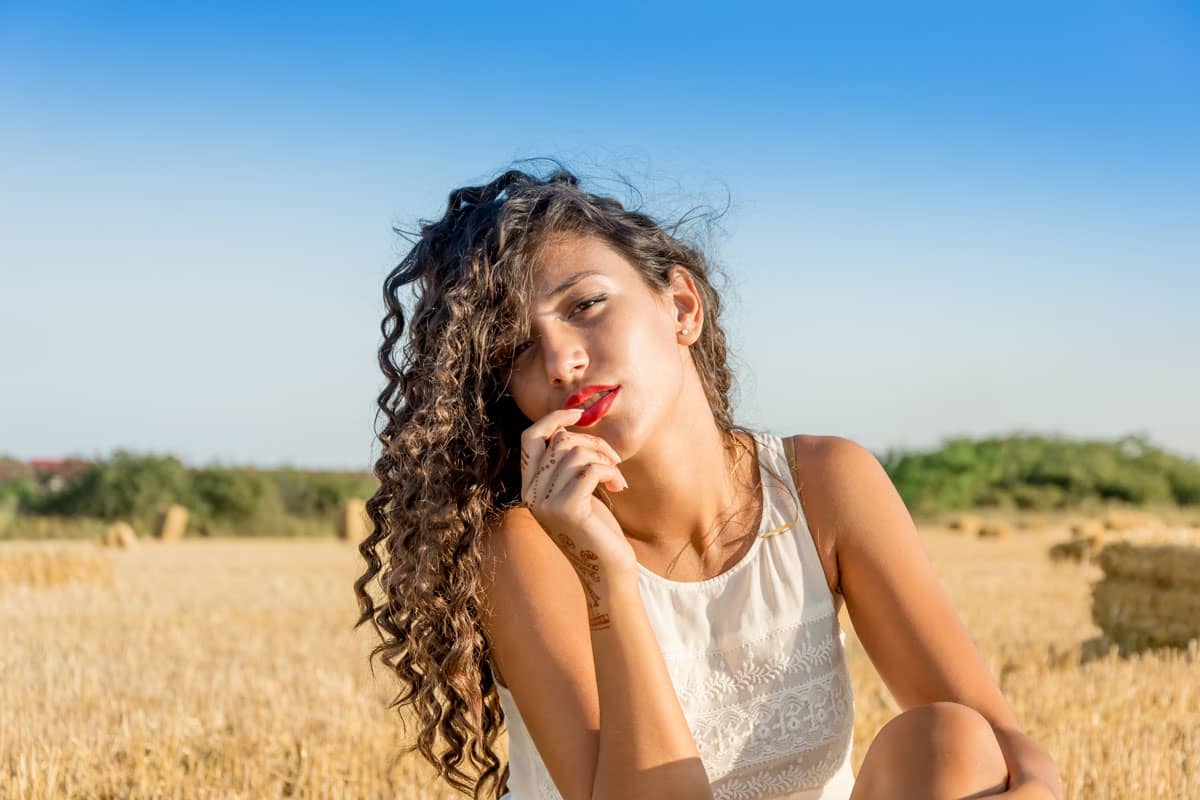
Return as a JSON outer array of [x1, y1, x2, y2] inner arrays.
[[353, 161, 1064, 800]]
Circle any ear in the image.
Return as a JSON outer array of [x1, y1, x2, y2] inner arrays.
[[664, 265, 703, 343]]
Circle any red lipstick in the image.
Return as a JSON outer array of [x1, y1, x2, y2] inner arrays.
[[564, 384, 620, 411], [564, 384, 620, 427]]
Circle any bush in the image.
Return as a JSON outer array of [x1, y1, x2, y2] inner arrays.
[[191, 468, 280, 525], [31, 451, 191, 528], [883, 433, 1200, 516]]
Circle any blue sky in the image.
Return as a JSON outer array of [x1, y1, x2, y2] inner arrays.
[[2, 1, 1197, 469]]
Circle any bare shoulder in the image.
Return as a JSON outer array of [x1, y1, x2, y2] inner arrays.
[[783, 434, 884, 605], [475, 506, 601, 800]]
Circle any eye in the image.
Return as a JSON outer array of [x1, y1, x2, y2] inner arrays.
[[572, 293, 606, 315], [509, 294, 606, 361]]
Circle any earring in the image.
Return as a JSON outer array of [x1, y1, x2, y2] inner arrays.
[[680, 328, 689, 335]]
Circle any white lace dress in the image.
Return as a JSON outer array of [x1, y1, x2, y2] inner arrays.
[[496, 429, 857, 800]]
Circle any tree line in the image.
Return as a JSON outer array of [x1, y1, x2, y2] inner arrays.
[[2, 432, 1197, 537]]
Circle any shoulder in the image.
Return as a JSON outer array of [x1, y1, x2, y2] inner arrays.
[[782, 435, 890, 599], [477, 506, 579, 617], [786, 434, 881, 480], [786, 434, 893, 527], [784, 434, 884, 494]]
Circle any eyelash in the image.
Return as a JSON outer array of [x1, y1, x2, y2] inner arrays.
[[511, 294, 607, 358]]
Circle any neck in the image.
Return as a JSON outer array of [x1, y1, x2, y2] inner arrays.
[[602, 414, 758, 561]]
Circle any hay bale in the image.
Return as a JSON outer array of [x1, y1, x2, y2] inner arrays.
[[1048, 534, 1103, 563], [977, 522, 1011, 539], [1016, 516, 1047, 531], [103, 522, 138, 549], [1092, 578, 1200, 651], [1096, 539, 1200, 588], [154, 504, 189, 540], [949, 514, 984, 536], [1102, 508, 1163, 532], [338, 498, 370, 541], [1091, 534, 1200, 653], [1070, 519, 1105, 538]]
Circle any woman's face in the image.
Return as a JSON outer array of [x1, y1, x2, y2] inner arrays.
[[500, 233, 701, 456]]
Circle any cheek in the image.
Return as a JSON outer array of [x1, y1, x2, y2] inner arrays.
[[610, 317, 681, 389], [507, 380, 538, 421]]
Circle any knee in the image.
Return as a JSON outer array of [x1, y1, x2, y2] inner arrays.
[[871, 702, 1008, 793], [888, 700, 998, 758]]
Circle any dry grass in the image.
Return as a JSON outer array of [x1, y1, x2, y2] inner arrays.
[[2, 527, 1198, 799], [0, 544, 114, 589]]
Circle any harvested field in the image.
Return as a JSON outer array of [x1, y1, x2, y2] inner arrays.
[[2, 528, 1197, 798], [0, 544, 114, 590]]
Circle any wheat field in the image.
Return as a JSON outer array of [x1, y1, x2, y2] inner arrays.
[[2, 527, 1197, 799]]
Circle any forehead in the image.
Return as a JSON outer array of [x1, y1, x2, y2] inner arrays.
[[530, 234, 635, 299]]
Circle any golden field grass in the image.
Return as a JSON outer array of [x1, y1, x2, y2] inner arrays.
[[2, 526, 1197, 799]]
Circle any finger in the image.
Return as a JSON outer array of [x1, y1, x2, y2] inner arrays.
[[523, 439, 563, 509], [538, 445, 628, 504], [521, 407, 586, 453], [527, 427, 575, 506], [549, 430, 622, 473], [568, 430, 621, 464], [541, 460, 628, 507], [520, 408, 585, 507]]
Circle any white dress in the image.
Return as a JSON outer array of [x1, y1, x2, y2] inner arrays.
[[496, 429, 857, 800]]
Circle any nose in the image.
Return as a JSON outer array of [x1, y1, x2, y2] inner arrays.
[[540, 326, 588, 386]]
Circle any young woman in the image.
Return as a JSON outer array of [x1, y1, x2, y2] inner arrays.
[[354, 161, 1063, 800]]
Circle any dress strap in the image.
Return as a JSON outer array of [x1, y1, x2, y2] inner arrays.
[[758, 431, 801, 539]]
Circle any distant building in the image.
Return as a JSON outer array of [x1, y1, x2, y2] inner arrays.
[[27, 458, 92, 491]]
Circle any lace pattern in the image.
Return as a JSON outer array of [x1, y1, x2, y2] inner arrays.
[[673, 609, 855, 792], [529, 609, 855, 800]]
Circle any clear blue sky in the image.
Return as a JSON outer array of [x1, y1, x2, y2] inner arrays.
[[2, 1, 1197, 469]]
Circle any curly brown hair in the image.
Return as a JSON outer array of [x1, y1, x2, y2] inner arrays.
[[353, 158, 784, 799]]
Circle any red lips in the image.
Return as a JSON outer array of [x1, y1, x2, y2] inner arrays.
[[563, 384, 621, 411]]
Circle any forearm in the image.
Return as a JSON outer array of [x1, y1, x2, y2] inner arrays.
[[991, 725, 1064, 800], [589, 572, 714, 800]]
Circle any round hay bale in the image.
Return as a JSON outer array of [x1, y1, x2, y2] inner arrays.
[[1103, 508, 1163, 532], [338, 498, 370, 541], [154, 504, 189, 540], [949, 514, 984, 536], [1046, 537, 1099, 563], [103, 522, 138, 549], [977, 522, 1011, 539]]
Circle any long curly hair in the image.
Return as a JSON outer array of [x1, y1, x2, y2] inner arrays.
[[353, 159, 780, 799]]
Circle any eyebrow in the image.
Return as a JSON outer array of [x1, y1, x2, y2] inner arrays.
[[538, 269, 605, 302]]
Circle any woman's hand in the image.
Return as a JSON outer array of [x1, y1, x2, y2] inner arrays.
[[520, 407, 636, 579]]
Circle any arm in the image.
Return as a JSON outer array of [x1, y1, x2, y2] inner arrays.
[[795, 436, 1063, 800], [589, 570, 714, 800], [479, 509, 712, 800]]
